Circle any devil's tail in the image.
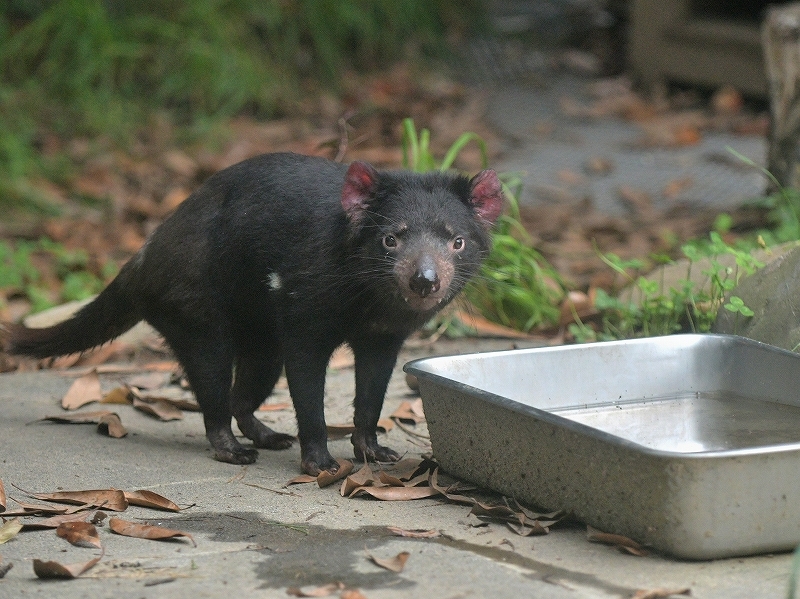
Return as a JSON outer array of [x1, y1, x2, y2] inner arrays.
[[3, 262, 142, 359]]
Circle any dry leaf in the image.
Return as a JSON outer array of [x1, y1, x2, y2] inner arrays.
[[329, 346, 355, 369], [326, 423, 356, 439], [340, 463, 376, 497], [317, 459, 354, 488], [350, 485, 440, 501], [108, 517, 196, 546], [33, 553, 102, 579], [5, 500, 70, 517], [22, 510, 106, 530], [454, 310, 535, 339], [24, 489, 128, 512], [587, 525, 647, 556], [127, 372, 168, 390], [386, 526, 439, 538], [97, 412, 127, 437], [130, 386, 200, 411], [123, 490, 181, 512], [285, 474, 317, 486], [367, 551, 409, 573], [286, 582, 345, 597], [62, 369, 103, 410], [0, 518, 22, 543], [132, 397, 183, 421], [258, 401, 292, 412], [0, 479, 5, 512], [376, 418, 394, 433], [101, 386, 132, 405], [42, 409, 128, 437], [632, 588, 691, 599], [41, 410, 118, 424], [56, 521, 102, 548], [390, 399, 425, 424]]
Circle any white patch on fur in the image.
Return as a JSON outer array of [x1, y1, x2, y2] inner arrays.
[[268, 272, 283, 290]]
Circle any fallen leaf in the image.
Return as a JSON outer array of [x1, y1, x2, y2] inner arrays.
[[285, 474, 318, 487], [62, 369, 103, 410], [56, 521, 102, 548], [329, 345, 355, 369], [454, 310, 534, 339], [22, 489, 128, 512], [390, 399, 425, 424], [130, 386, 200, 411], [367, 551, 409, 573], [349, 485, 441, 501], [0, 479, 5, 512], [33, 553, 102, 579], [317, 459, 354, 488], [376, 418, 394, 433], [0, 518, 22, 543], [326, 423, 355, 439], [108, 517, 196, 546], [127, 372, 169, 390], [662, 177, 694, 200], [22, 510, 106, 530], [587, 525, 647, 556], [41, 410, 119, 424], [97, 412, 127, 437], [386, 526, 439, 538], [632, 588, 691, 599], [41, 410, 128, 438], [4, 500, 70, 517], [132, 396, 183, 421], [123, 490, 181, 512], [101, 386, 132, 405], [258, 401, 292, 412], [340, 463, 376, 497], [286, 581, 345, 597]]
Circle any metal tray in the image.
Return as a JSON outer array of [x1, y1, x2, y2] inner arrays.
[[404, 334, 800, 559]]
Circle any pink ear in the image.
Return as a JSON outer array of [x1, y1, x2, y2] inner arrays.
[[342, 161, 378, 220], [469, 169, 503, 226]]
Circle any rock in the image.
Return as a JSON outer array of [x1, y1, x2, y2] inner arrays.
[[712, 244, 800, 350]]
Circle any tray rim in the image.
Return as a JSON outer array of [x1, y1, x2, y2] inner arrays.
[[404, 333, 800, 460]]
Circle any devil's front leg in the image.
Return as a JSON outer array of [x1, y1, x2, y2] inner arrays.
[[283, 338, 340, 476], [349, 335, 406, 464]]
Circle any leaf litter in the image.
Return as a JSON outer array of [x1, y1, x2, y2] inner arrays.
[[40, 410, 127, 438], [108, 517, 196, 546], [367, 550, 409, 573], [61, 369, 103, 409], [56, 521, 102, 548]]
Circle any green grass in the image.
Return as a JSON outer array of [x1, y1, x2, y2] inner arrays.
[[0, 0, 484, 211]]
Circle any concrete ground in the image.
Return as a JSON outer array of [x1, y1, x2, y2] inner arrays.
[[0, 336, 793, 599], [0, 43, 790, 599]]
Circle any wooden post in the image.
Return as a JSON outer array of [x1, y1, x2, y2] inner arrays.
[[763, 4, 800, 190]]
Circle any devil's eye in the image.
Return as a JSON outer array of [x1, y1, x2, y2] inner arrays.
[[383, 235, 397, 249], [452, 236, 465, 251]]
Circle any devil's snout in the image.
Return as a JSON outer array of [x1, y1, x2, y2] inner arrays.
[[409, 256, 441, 298]]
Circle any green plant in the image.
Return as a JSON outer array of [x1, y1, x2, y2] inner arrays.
[[0, 0, 485, 211], [0, 238, 115, 314], [401, 118, 566, 334], [571, 232, 761, 342]]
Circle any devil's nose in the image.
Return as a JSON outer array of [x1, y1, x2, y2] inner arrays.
[[409, 268, 440, 298]]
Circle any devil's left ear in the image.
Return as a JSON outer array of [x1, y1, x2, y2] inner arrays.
[[341, 161, 379, 222], [468, 169, 504, 227]]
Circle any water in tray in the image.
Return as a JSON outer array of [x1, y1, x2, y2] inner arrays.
[[553, 392, 800, 452]]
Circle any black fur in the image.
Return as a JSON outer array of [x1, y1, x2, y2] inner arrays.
[[5, 153, 503, 475]]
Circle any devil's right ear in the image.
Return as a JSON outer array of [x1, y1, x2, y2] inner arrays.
[[341, 161, 379, 222]]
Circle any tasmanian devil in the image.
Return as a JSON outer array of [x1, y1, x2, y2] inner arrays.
[[4, 152, 503, 475]]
